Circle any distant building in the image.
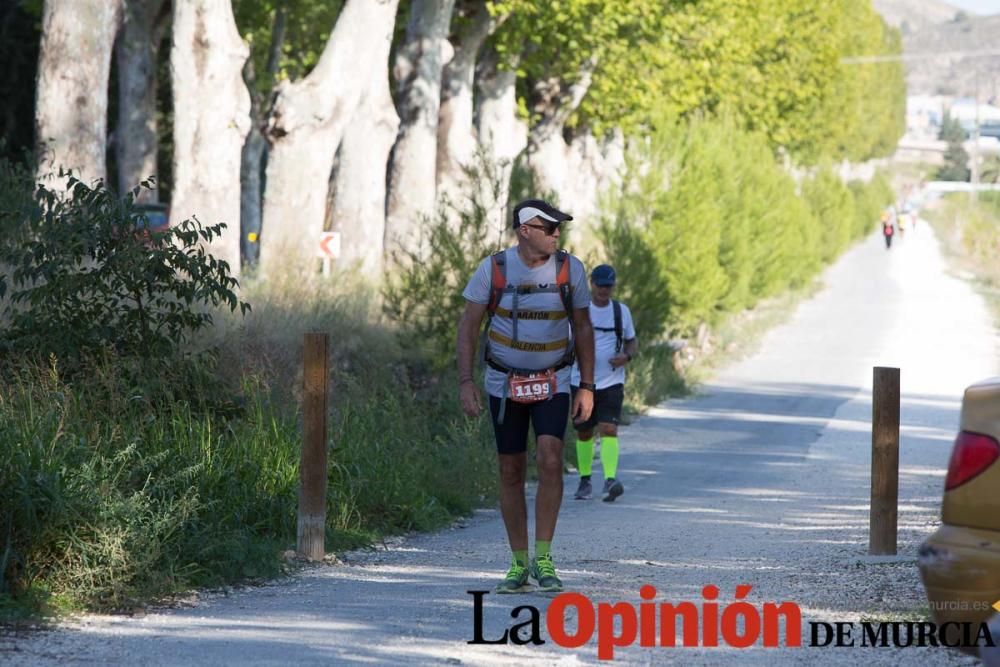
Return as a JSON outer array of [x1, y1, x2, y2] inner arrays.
[[948, 97, 1000, 133]]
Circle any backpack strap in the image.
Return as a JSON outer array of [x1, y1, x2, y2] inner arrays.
[[612, 299, 623, 353], [487, 250, 507, 315], [484, 249, 576, 368], [555, 250, 575, 366], [555, 250, 573, 318]]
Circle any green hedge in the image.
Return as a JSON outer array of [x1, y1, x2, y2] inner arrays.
[[596, 117, 895, 338]]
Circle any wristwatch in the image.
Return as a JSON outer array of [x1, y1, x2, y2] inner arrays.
[[578, 382, 596, 392], [625, 352, 633, 361]]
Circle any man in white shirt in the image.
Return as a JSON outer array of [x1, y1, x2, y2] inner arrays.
[[571, 264, 638, 502]]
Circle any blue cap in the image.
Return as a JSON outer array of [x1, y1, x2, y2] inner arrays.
[[591, 264, 616, 286]]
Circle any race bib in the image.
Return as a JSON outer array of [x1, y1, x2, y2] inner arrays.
[[508, 370, 557, 404]]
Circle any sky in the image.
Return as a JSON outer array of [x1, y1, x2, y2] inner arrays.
[[949, 0, 1000, 14]]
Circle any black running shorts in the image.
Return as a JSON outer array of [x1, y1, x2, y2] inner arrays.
[[488, 393, 570, 455], [570, 383, 624, 431]]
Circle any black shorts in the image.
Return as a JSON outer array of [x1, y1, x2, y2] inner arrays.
[[488, 393, 570, 455], [570, 383, 624, 431]]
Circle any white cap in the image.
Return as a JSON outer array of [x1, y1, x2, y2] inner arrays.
[[517, 206, 560, 225]]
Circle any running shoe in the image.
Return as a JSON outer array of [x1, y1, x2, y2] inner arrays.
[[530, 554, 563, 592], [574, 477, 592, 500], [602, 478, 624, 502], [495, 560, 530, 593]]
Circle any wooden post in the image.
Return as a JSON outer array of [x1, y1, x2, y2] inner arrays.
[[298, 333, 329, 561], [870, 366, 900, 556]]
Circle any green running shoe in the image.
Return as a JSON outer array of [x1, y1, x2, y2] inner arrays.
[[495, 560, 530, 593], [530, 553, 563, 592]]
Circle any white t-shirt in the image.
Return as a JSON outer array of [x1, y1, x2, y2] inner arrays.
[[463, 248, 590, 397], [572, 300, 636, 390]]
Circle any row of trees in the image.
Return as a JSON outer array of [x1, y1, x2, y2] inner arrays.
[[22, 0, 905, 279], [596, 116, 895, 338]]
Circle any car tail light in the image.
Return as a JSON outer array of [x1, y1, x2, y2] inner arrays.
[[945, 431, 1000, 490]]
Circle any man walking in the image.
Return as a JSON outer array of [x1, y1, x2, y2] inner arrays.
[[571, 264, 638, 502], [456, 198, 595, 593]]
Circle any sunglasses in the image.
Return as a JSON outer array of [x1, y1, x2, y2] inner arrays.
[[521, 220, 564, 235]]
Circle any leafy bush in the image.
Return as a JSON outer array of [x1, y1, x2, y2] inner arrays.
[[0, 174, 249, 363], [597, 116, 825, 337], [1, 281, 497, 616], [848, 171, 894, 239], [593, 214, 670, 341], [651, 122, 730, 333], [383, 153, 511, 368], [801, 165, 855, 263], [937, 110, 970, 182], [0, 167, 498, 619]]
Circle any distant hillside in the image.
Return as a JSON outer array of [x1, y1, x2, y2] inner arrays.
[[872, 0, 960, 32], [904, 14, 1000, 97]]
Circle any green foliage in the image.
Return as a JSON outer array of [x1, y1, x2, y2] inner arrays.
[[494, 0, 904, 163], [849, 171, 894, 238], [801, 165, 856, 263], [232, 0, 346, 95], [493, 0, 669, 133], [939, 109, 968, 144], [598, 117, 811, 335], [651, 126, 729, 332], [0, 4, 41, 164], [937, 110, 971, 182], [596, 116, 895, 340], [0, 175, 249, 363], [593, 213, 670, 341], [622, 343, 688, 413], [925, 192, 1000, 288], [982, 155, 1000, 185], [823, 1, 907, 161], [1, 270, 497, 618], [382, 151, 511, 368]]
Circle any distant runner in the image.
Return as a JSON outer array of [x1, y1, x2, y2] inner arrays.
[[456, 198, 595, 594], [571, 264, 638, 502], [882, 212, 894, 249]]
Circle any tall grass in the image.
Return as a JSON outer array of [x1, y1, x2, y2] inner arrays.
[[925, 192, 1000, 292], [1, 273, 497, 618]]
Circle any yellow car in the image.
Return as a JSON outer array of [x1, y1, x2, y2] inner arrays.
[[918, 377, 1000, 659]]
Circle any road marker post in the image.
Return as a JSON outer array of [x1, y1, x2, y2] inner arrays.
[[869, 366, 900, 556], [298, 332, 329, 561]]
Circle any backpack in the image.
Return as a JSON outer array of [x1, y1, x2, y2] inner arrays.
[[593, 300, 624, 353], [482, 249, 575, 371]]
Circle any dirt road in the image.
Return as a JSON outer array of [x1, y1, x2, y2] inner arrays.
[[4, 223, 997, 665]]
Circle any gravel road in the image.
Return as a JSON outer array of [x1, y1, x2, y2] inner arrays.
[[3, 223, 997, 666]]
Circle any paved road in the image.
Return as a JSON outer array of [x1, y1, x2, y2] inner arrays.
[[4, 223, 997, 665]]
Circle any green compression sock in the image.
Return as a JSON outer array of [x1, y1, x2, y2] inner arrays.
[[576, 437, 594, 476], [535, 540, 551, 559], [600, 436, 620, 479], [512, 549, 528, 567]]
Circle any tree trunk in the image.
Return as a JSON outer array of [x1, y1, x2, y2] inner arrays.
[[475, 46, 526, 235], [530, 129, 625, 244], [240, 6, 286, 270], [436, 2, 498, 205], [521, 58, 629, 244], [524, 56, 597, 197], [328, 57, 399, 276], [384, 0, 456, 257], [258, 0, 400, 277], [115, 0, 169, 202], [240, 122, 266, 266], [171, 0, 250, 276], [35, 0, 122, 185]]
